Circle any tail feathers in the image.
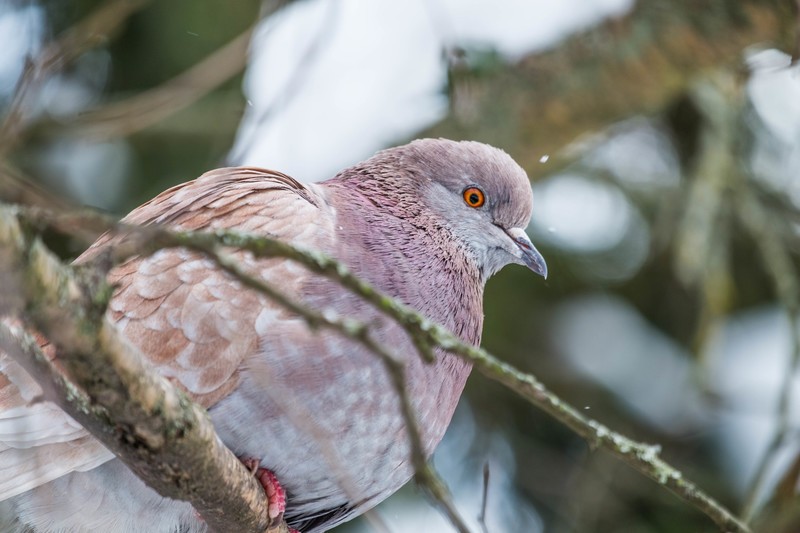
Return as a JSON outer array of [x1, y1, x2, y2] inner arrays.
[[0, 437, 114, 500], [0, 403, 88, 448], [1, 334, 114, 501]]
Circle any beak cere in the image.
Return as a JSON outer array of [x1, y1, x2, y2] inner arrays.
[[505, 227, 548, 279]]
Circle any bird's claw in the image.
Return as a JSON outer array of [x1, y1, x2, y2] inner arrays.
[[240, 458, 291, 529]]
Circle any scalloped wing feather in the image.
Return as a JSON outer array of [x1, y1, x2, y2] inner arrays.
[[0, 167, 332, 500]]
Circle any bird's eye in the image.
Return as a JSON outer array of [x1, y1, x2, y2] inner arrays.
[[463, 187, 485, 208]]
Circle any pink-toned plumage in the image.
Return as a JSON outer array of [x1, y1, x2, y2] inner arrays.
[[0, 139, 546, 532]]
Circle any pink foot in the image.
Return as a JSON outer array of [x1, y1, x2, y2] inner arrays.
[[241, 459, 299, 532]]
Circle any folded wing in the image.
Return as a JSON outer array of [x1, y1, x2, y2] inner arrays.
[[0, 167, 332, 500]]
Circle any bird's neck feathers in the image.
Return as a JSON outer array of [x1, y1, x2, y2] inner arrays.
[[323, 173, 485, 348], [327, 158, 427, 220]]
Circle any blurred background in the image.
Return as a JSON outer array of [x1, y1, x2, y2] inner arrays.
[[1, 0, 799, 531]]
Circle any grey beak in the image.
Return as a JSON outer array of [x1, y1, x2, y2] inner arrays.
[[505, 227, 548, 279]]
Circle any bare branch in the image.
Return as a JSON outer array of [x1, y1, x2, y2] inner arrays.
[[186, 233, 749, 533], [736, 180, 800, 521], [64, 27, 253, 141], [3, 204, 470, 532], [0, 206, 285, 533], [379, 353, 471, 533], [0, 164, 72, 210], [169, 235, 473, 533], [477, 463, 490, 533], [8, 204, 751, 533], [0, 0, 151, 156], [666, 72, 800, 525]]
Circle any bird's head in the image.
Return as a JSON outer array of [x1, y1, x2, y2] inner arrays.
[[388, 138, 547, 280]]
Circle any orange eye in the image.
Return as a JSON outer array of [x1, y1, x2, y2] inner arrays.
[[463, 187, 485, 208]]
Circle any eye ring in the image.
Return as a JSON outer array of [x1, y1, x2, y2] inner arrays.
[[462, 187, 485, 208]]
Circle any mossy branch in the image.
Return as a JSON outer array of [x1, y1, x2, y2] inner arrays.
[[0, 206, 287, 533], [3, 203, 751, 533]]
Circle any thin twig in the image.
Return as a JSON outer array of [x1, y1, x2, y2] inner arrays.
[[380, 353, 472, 533], [9, 205, 751, 533], [192, 232, 750, 533], [736, 181, 800, 522], [679, 73, 800, 523], [478, 462, 490, 533], [65, 0, 296, 141], [6, 203, 469, 533], [180, 240, 473, 533], [0, 163, 71, 210], [0, 208, 285, 533], [66, 27, 253, 140], [0, 0, 151, 156]]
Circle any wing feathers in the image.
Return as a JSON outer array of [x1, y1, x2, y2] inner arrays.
[[0, 167, 333, 498]]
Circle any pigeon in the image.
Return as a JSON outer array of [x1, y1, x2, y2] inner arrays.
[[0, 138, 546, 532]]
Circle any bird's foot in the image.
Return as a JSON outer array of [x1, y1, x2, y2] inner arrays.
[[240, 458, 298, 532]]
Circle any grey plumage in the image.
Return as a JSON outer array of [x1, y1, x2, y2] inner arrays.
[[0, 138, 545, 532]]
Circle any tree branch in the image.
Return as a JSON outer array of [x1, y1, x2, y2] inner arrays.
[[0, 0, 152, 157], [59, 26, 254, 141], [175, 232, 750, 532], [1, 203, 470, 532], [170, 231, 473, 533], [736, 176, 800, 522], [0, 207, 286, 533], [6, 204, 751, 533]]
